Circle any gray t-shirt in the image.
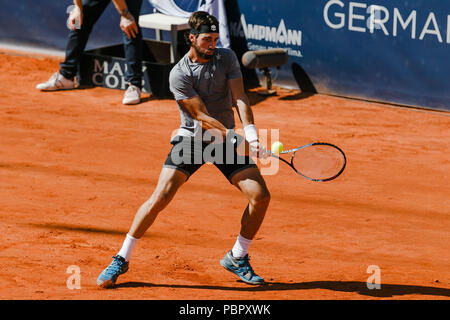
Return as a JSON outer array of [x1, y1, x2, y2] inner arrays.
[[169, 47, 242, 141]]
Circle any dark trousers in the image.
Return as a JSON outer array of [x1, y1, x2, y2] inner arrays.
[[59, 0, 143, 88]]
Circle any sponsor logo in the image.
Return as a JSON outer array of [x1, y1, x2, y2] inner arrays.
[[324, 0, 450, 44], [91, 59, 149, 92], [229, 14, 303, 57]]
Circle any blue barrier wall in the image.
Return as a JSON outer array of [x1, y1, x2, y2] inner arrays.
[[1, 1, 449, 111], [229, 0, 450, 111], [0, 1, 155, 50]]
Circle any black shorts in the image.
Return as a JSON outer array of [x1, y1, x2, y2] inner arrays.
[[163, 135, 257, 183]]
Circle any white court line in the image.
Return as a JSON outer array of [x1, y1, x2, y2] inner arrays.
[[0, 42, 64, 57]]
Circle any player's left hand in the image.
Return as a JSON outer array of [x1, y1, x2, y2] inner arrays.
[[120, 12, 139, 39]]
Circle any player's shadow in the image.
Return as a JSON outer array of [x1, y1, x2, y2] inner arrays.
[[116, 281, 450, 298], [29, 222, 126, 236]]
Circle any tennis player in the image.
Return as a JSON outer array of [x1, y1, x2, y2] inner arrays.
[[97, 11, 271, 288]]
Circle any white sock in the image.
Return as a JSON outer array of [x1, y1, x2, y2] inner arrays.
[[117, 234, 139, 261], [231, 234, 252, 259]]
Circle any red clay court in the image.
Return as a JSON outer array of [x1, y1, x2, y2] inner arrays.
[[0, 51, 449, 300]]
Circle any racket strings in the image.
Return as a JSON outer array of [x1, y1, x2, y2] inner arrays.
[[292, 144, 346, 181]]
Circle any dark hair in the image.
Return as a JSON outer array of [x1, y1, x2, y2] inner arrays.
[[189, 11, 219, 30], [184, 11, 219, 45]]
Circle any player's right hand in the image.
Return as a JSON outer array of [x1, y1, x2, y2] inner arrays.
[[67, 6, 83, 30]]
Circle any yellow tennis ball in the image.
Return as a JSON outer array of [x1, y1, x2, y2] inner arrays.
[[271, 141, 284, 154]]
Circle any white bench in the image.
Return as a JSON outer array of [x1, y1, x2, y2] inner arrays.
[[139, 13, 190, 63]]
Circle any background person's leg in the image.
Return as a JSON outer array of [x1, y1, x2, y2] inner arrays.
[[59, 0, 111, 80], [122, 0, 143, 89]]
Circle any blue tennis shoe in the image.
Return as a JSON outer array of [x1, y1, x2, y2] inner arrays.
[[220, 251, 265, 285], [97, 255, 129, 288]]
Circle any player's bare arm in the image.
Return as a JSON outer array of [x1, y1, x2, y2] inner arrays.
[[228, 77, 255, 127], [228, 77, 269, 158], [178, 95, 230, 139], [178, 94, 255, 156]]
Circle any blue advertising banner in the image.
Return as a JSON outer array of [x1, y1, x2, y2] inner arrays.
[[0, 1, 449, 110], [228, 0, 450, 110]]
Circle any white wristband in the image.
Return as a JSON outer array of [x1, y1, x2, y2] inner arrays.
[[244, 124, 258, 143]]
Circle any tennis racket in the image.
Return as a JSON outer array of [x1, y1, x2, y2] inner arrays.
[[271, 142, 347, 182]]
